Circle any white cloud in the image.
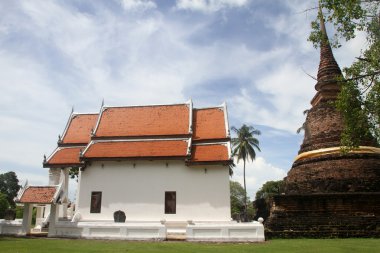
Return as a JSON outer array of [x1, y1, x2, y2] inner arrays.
[[120, 0, 156, 11], [176, 0, 248, 13], [0, 0, 364, 198], [228, 57, 316, 133], [0, 1, 312, 187], [231, 157, 286, 200]]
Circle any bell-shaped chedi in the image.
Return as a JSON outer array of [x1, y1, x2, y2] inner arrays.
[[284, 12, 380, 194], [264, 7, 380, 238]]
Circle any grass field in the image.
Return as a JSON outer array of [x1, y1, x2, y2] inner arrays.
[[0, 237, 379, 253]]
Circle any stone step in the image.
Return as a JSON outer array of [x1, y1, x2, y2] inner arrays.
[[166, 232, 187, 241]]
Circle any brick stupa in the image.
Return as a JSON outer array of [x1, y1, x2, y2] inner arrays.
[[265, 13, 380, 238]]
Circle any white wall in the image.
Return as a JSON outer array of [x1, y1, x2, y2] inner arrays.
[[77, 161, 231, 222]]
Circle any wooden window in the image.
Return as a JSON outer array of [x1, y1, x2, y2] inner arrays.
[[165, 191, 176, 214], [90, 191, 102, 213]]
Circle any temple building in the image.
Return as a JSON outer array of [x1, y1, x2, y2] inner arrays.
[[265, 14, 380, 237], [1, 101, 264, 241]]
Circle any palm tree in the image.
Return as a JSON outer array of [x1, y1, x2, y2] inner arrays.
[[231, 124, 261, 222]]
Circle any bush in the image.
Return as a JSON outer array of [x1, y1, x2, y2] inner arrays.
[[0, 192, 10, 218], [15, 205, 24, 219]]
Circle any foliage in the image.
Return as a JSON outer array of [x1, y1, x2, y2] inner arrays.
[[255, 180, 284, 200], [253, 180, 284, 221], [0, 171, 21, 207], [231, 125, 261, 164], [0, 237, 380, 253], [230, 181, 245, 215], [231, 124, 261, 222], [15, 205, 24, 219], [309, 0, 380, 148], [230, 181, 255, 221], [69, 167, 80, 180], [336, 77, 374, 150], [32, 206, 37, 225], [0, 192, 10, 218], [228, 163, 235, 177]]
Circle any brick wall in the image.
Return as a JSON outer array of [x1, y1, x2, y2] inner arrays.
[[265, 193, 380, 238], [285, 153, 380, 194]]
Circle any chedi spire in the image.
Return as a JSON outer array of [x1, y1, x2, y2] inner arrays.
[[311, 7, 342, 106]]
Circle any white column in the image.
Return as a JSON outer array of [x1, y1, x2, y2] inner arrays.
[[35, 206, 44, 228], [22, 203, 33, 235], [49, 168, 60, 185], [75, 169, 82, 211], [61, 168, 70, 218], [48, 204, 59, 237]]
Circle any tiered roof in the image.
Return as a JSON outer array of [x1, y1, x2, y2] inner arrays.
[[60, 113, 99, 144], [18, 186, 58, 204], [44, 113, 98, 168], [93, 104, 191, 138], [192, 107, 229, 141], [82, 139, 191, 160], [44, 101, 231, 167]]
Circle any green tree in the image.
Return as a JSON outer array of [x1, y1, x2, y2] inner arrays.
[[230, 181, 255, 221], [230, 181, 245, 217], [0, 192, 10, 219], [231, 124, 261, 222], [0, 171, 21, 207], [253, 180, 284, 221], [309, 0, 380, 148], [69, 167, 80, 180], [255, 180, 284, 200]]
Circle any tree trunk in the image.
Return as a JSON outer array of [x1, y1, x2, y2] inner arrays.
[[243, 159, 247, 222]]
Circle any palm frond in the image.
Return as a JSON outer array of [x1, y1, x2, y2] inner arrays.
[[231, 124, 261, 163]]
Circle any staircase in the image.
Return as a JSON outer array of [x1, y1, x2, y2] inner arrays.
[[165, 221, 187, 241]]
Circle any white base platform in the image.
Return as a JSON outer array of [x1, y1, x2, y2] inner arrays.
[[186, 221, 265, 242], [49, 221, 166, 240], [1, 219, 265, 242], [0, 219, 24, 235]]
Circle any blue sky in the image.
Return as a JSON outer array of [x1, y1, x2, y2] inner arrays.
[[0, 0, 364, 200]]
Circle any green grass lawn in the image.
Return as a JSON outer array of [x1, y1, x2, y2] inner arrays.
[[0, 237, 379, 253]]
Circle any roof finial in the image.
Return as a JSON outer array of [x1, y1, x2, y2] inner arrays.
[[101, 98, 104, 107], [43, 154, 47, 163], [71, 106, 74, 114]]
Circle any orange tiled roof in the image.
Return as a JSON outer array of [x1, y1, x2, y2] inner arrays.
[[94, 105, 190, 138], [190, 144, 230, 163], [61, 114, 98, 144], [193, 108, 227, 141], [83, 140, 189, 159], [19, 186, 57, 204], [46, 102, 231, 165], [45, 147, 84, 167]]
